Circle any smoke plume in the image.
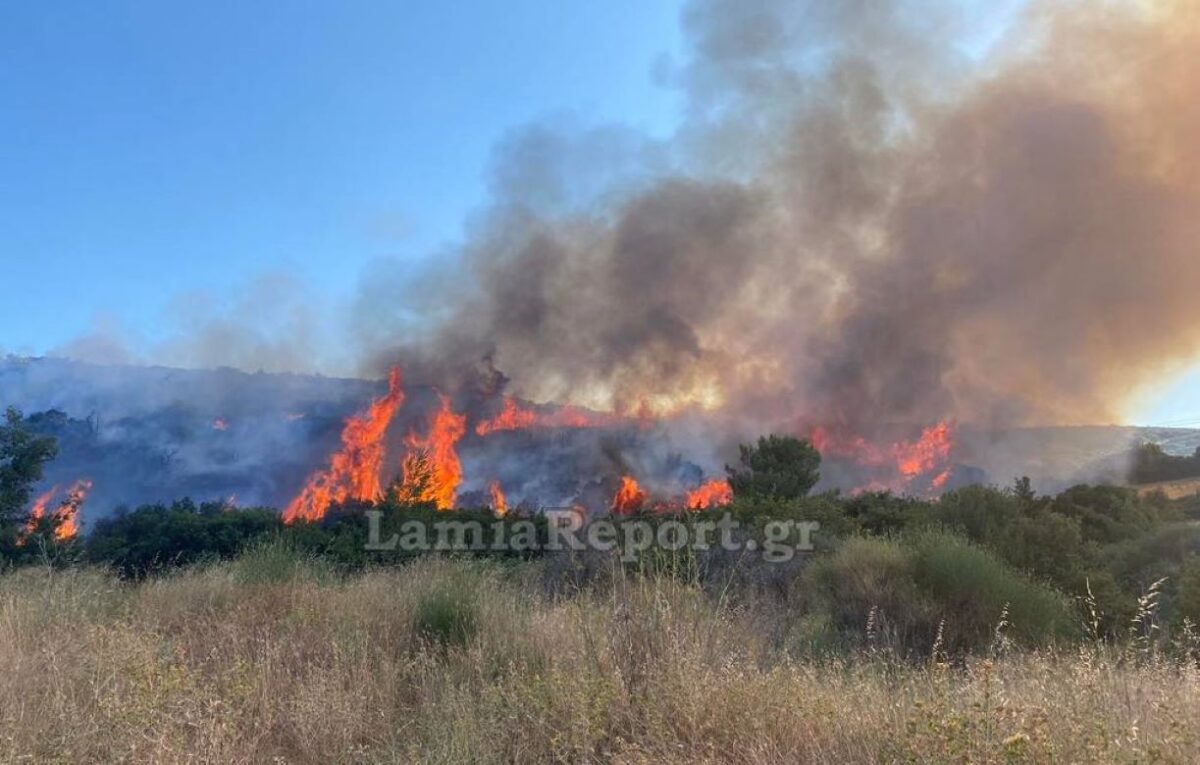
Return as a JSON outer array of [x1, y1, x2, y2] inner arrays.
[[363, 0, 1200, 437]]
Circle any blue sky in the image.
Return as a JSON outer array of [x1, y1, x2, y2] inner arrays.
[[1, 0, 684, 351], [1, 1, 1196, 425]]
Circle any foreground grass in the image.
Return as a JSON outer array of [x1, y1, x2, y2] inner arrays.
[[1, 550, 1198, 763]]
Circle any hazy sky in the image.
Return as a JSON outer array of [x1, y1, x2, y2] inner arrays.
[[1, 1, 1196, 426]]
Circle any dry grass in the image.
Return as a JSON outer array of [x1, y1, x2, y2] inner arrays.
[[1135, 477, 1200, 501], [0, 550, 1198, 763]]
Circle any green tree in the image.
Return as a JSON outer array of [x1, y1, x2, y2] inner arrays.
[[0, 407, 58, 528], [726, 434, 820, 501]]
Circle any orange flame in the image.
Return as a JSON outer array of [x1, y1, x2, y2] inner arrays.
[[489, 480, 508, 517], [52, 479, 91, 541], [399, 394, 466, 510], [685, 479, 733, 509], [810, 426, 890, 467], [931, 468, 953, 490], [612, 476, 647, 515], [19, 486, 59, 543], [810, 419, 957, 494], [283, 367, 406, 524], [475, 397, 538, 435], [474, 396, 622, 436], [893, 421, 955, 481]]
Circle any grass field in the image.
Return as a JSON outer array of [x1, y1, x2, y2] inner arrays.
[[2, 547, 1198, 763]]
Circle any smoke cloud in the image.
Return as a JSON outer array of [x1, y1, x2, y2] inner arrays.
[[360, 0, 1200, 438]]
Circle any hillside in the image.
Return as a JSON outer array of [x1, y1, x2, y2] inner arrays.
[[4, 356, 1200, 522]]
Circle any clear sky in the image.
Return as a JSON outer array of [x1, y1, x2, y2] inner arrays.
[[1, 0, 684, 353], [2, 1, 1197, 426]]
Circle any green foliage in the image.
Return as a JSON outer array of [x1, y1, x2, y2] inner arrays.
[[804, 537, 931, 648], [727, 493, 857, 547], [1178, 558, 1200, 627], [1129, 441, 1200, 484], [85, 499, 280, 577], [932, 485, 1024, 542], [905, 529, 1074, 650], [804, 530, 1073, 654], [726, 434, 820, 502], [0, 407, 58, 530], [228, 538, 337, 585], [1048, 484, 1173, 546], [840, 491, 931, 536], [413, 575, 479, 647], [933, 484, 1088, 587]]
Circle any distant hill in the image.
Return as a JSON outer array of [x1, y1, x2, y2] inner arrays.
[[1, 356, 382, 519]]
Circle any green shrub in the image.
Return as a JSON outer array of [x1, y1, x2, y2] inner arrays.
[[228, 538, 337, 585], [803, 537, 933, 651], [932, 485, 1022, 543], [727, 434, 821, 501], [413, 577, 479, 648], [1178, 558, 1200, 628], [86, 499, 280, 577], [906, 529, 1075, 650], [802, 530, 1074, 654], [1049, 485, 1172, 545], [840, 491, 931, 536]]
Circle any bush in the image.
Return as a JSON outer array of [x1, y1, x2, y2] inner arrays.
[[906, 529, 1075, 650], [1129, 442, 1200, 484], [228, 538, 337, 585], [802, 530, 1074, 654], [804, 537, 932, 650], [1049, 484, 1172, 546], [85, 499, 280, 577], [932, 485, 1023, 543], [413, 576, 479, 648], [1178, 558, 1200, 627], [727, 434, 821, 501], [840, 491, 931, 537]]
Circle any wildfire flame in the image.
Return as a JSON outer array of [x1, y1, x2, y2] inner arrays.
[[895, 421, 956, 488], [612, 476, 647, 515], [474, 396, 618, 436], [52, 479, 91, 541], [282, 367, 406, 524], [686, 479, 733, 510], [810, 420, 958, 494], [475, 397, 538, 435], [19, 480, 89, 544], [20, 486, 59, 543], [398, 394, 466, 510], [489, 480, 508, 517], [212, 418, 228, 431]]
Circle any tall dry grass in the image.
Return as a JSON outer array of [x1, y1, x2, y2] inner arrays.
[[0, 546, 1197, 763]]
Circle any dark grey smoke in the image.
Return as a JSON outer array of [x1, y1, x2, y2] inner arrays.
[[361, 0, 1200, 442]]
